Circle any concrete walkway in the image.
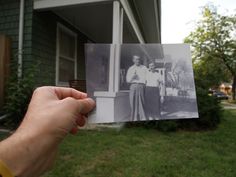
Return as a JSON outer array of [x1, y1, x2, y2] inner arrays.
[[221, 101, 236, 110]]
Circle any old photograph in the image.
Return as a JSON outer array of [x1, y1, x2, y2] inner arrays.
[[86, 44, 199, 123]]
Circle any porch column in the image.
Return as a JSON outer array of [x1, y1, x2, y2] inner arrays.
[[108, 0, 121, 92], [114, 6, 124, 92], [91, 1, 129, 123]]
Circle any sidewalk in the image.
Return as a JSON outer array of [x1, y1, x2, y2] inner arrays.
[[221, 101, 236, 110]]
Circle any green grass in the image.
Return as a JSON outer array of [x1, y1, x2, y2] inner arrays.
[[42, 110, 236, 177], [1, 110, 236, 177]]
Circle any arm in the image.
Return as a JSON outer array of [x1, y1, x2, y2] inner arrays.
[[0, 86, 95, 177], [126, 67, 133, 83]]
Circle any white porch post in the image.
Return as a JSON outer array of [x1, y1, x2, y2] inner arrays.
[[114, 5, 124, 92], [108, 0, 121, 92], [112, 1, 120, 44], [90, 1, 130, 123]]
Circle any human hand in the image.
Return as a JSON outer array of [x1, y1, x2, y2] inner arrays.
[[0, 86, 95, 177], [132, 72, 139, 80], [161, 96, 164, 103]]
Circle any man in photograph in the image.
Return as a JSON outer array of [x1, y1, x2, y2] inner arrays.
[[126, 55, 147, 121]]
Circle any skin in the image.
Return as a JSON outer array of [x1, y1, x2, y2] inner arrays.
[[149, 63, 155, 72], [133, 56, 141, 66], [0, 86, 95, 177]]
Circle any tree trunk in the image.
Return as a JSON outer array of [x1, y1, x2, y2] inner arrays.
[[232, 75, 236, 100]]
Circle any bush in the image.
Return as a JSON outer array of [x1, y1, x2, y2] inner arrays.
[[2, 60, 39, 128], [178, 87, 222, 130], [196, 87, 222, 127], [127, 87, 222, 132]]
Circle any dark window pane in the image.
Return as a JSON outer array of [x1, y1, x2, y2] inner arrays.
[[59, 57, 74, 82]]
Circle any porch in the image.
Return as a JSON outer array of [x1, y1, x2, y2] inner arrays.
[[33, 0, 161, 123]]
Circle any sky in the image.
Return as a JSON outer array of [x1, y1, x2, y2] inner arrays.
[[161, 0, 236, 44]]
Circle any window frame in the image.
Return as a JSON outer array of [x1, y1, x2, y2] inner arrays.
[[56, 23, 77, 86]]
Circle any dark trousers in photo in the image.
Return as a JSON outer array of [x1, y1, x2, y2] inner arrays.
[[129, 83, 146, 121], [145, 86, 161, 120]]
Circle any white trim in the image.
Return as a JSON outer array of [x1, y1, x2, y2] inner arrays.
[[108, 1, 120, 92], [114, 6, 123, 92], [154, 0, 161, 42], [112, 1, 120, 44], [34, 0, 112, 10], [18, 0, 25, 78], [56, 23, 77, 86], [120, 0, 145, 43], [108, 43, 116, 92], [120, 8, 124, 44]]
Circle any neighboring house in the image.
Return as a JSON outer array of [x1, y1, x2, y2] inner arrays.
[[0, 0, 161, 122]]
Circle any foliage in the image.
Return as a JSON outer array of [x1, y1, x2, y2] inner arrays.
[[184, 4, 236, 99], [178, 87, 222, 130], [3, 59, 39, 128], [129, 86, 222, 132]]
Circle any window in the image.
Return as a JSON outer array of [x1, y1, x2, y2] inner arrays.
[[56, 23, 77, 85]]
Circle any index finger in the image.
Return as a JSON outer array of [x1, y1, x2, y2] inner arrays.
[[53, 87, 87, 100]]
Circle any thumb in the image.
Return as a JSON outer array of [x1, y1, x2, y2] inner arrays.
[[77, 98, 96, 115]]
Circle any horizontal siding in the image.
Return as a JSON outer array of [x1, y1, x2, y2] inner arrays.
[[0, 0, 33, 75], [0, 0, 20, 56], [0, 0, 89, 86]]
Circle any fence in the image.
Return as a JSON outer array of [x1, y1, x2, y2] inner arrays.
[[0, 35, 11, 108]]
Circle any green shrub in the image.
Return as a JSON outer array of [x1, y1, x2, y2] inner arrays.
[[155, 120, 178, 132], [178, 87, 222, 130], [2, 60, 39, 128], [127, 87, 222, 132]]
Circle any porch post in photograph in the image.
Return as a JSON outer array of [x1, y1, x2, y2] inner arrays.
[[109, 0, 124, 92], [91, 1, 129, 123], [114, 6, 124, 92], [108, 0, 120, 92]]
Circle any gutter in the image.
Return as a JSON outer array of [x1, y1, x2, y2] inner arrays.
[[18, 0, 25, 78]]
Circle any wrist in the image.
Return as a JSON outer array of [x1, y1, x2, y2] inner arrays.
[[0, 128, 49, 177], [0, 133, 26, 177]]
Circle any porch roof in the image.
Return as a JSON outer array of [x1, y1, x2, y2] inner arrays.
[[33, 0, 161, 43]]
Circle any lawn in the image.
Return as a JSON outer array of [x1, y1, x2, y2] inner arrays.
[[1, 110, 236, 177]]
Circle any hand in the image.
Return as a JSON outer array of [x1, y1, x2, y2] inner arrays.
[[132, 73, 139, 80], [0, 86, 95, 177], [161, 96, 164, 103]]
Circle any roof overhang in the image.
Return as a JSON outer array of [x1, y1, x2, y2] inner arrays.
[[33, 0, 161, 43]]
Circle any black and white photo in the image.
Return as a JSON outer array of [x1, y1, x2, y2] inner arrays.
[[86, 44, 199, 123]]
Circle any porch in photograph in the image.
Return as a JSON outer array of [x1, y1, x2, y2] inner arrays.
[[0, 0, 161, 122]]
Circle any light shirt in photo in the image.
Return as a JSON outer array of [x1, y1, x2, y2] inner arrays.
[[126, 65, 147, 84], [146, 70, 161, 87]]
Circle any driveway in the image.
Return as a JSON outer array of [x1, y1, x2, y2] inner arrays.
[[221, 101, 236, 110]]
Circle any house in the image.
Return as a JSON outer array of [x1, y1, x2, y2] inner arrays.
[[0, 0, 161, 122]]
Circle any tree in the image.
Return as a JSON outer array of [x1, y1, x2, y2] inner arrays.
[[184, 5, 236, 100]]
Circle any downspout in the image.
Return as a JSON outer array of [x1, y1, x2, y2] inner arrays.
[[18, 0, 25, 78]]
